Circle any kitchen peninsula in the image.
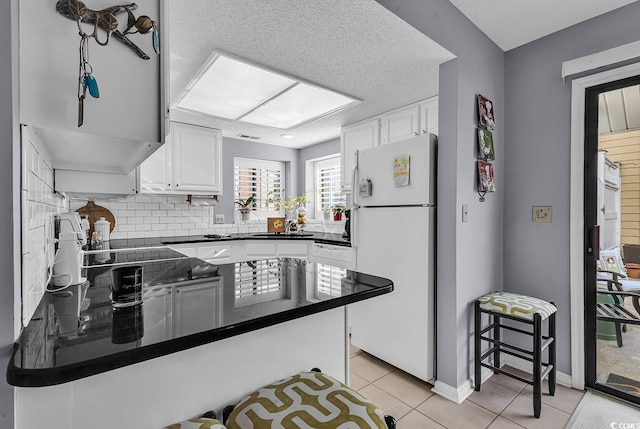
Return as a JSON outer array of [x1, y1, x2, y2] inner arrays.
[[8, 234, 392, 428]]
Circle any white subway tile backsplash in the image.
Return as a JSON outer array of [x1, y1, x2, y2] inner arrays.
[[21, 129, 68, 326], [151, 223, 167, 231], [128, 202, 145, 210], [135, 224, 152, 231], [152, 210, 168, 217]]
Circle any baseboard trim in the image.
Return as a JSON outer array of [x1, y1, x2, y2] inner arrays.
[[432, 367, 493, 404], [503, 354, 572, 388]]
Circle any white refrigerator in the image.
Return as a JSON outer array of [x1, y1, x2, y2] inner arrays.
[[349, 134, 436, 382]]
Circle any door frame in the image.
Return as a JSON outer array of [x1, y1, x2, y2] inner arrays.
[[570, 62, 640, 390]]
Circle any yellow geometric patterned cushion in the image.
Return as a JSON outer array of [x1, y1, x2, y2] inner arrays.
[[226, 371, 388, 429], [478, 292, 557, 321], [164, 417, 227, 429]]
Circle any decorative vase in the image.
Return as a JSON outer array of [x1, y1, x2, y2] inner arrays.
[[241, 212, 250, 221], [323, 211, 331, 221], [333, 212, 343, 221]]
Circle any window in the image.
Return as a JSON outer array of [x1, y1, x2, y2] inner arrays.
[[234, 157, 285, 217], [312, 155, 345, 218]]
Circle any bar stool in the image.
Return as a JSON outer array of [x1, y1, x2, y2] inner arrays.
[[474, 291, 557, 418], [223, 369, 396, 428]]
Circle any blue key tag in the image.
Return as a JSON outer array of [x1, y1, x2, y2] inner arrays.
[[84, 74, 100, 99], [152, 27, 160, 54]]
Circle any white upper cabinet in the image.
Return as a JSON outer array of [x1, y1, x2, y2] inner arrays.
[[340, 118, 380, 193], [140, 122, 223, 194], [19, 0, 165, 174], [419, 97, 439, 136], [380, 106, 420, 144], [340, 96, 438, 192], [380, 96, 439, 145]]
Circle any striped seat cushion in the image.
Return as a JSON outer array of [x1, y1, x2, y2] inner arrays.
[[164, 417, 227, 429], [226, 371, 388, 429], [478, 292, 556, 321]]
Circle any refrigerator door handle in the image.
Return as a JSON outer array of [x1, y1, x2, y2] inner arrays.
[[352, 149, 359, 207], [351, 206, 357, 249]]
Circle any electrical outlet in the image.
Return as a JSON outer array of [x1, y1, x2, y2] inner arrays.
[[462, 204, 469, 223], [532, 206, 552, 223], [215, 214, 225, 224]]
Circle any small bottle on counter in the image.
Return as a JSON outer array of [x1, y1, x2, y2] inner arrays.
[[91, 231, 103, 250]]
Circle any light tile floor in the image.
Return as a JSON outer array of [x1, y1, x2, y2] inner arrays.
[[349, 344, 586, 429]]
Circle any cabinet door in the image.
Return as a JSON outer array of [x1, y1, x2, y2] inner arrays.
[[139, 141, 172, 192], [380, 106, 420, 144], [172, 122, 223, 194], [141, 286, 173, 345], [419, 97, 439, 136], [340, 119, 379, 193], [175, 279, 222, 336]]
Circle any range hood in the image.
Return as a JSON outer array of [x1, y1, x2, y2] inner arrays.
[[29, 125, 162, 175], [55, 169, 138, 201]]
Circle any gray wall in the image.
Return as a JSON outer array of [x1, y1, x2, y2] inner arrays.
[[504, 2, 640, 375], [1, 0, 17, 425], [376, 0, 505, 388], [297, 137, 341, 193], [219, 137, 299, 221]]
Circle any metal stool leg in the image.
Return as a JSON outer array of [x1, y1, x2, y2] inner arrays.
[[533, 313, 542, 418], [549, 309, 556, 396], [493, 312, 501, 373], [474, 300, 482, 391]]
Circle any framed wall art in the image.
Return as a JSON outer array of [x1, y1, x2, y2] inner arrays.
[[478, 128, 495, 160], [478, 94, 495, 130], [478, 160, 495, 194]]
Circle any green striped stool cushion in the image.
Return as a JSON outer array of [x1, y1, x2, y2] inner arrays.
[[226, 371, 388, 429], [164, 417, 227, 429], [478, 292, 557, 321]]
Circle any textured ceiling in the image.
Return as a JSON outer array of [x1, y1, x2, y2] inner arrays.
[[447, 0, 637, 51], [168, 0, 455, 149]]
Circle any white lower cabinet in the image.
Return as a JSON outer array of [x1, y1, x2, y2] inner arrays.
[[175, 279, 223, 336], [244, 240, 309, 259], [309, 243, 355, 270], [143, 278, 222, 341]]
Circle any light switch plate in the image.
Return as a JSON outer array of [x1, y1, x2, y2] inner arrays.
[[215, 214, 225, 224], [532, 206, 552, 223]]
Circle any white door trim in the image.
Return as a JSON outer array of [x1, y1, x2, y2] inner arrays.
[[569, 61, 640, 390]]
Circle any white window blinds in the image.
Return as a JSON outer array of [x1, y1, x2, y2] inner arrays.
[[234, 157, 285, 216], [314, 156, 345, 218]]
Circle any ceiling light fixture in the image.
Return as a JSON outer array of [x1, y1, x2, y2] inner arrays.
[[281, 134, 294, 139], [173, 50, 362, 130]]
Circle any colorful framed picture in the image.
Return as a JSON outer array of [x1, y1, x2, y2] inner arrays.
[[478, 128, 495, 160], [478, 94, 495, 130], [478, 161, 496, 192], [393, 155, 410, 187]]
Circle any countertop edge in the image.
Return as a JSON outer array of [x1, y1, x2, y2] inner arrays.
[[7, 281, 392, 387]]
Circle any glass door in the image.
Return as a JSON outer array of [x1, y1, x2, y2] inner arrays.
[[585, 75, 640, 404]]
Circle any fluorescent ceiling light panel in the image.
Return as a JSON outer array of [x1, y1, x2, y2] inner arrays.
[[240, 82, 359, 129], [176, 54, 296, 119], [175, 50, 361, 129]]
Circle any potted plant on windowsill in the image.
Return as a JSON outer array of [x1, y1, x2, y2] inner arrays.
[[332, 204, 346, 221], [322, 206, 332, 221], [235, 196, 255, 221]]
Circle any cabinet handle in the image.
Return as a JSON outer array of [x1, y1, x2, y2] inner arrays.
[[413, 132, 419, 136], [421, 129, 426, 134]]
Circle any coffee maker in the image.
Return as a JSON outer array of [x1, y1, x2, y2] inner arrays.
[[343, 209, 351, 240]]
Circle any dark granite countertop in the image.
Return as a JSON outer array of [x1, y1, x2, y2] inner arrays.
[[120, 231, 351, 247], [7, 250, 391, 387]]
